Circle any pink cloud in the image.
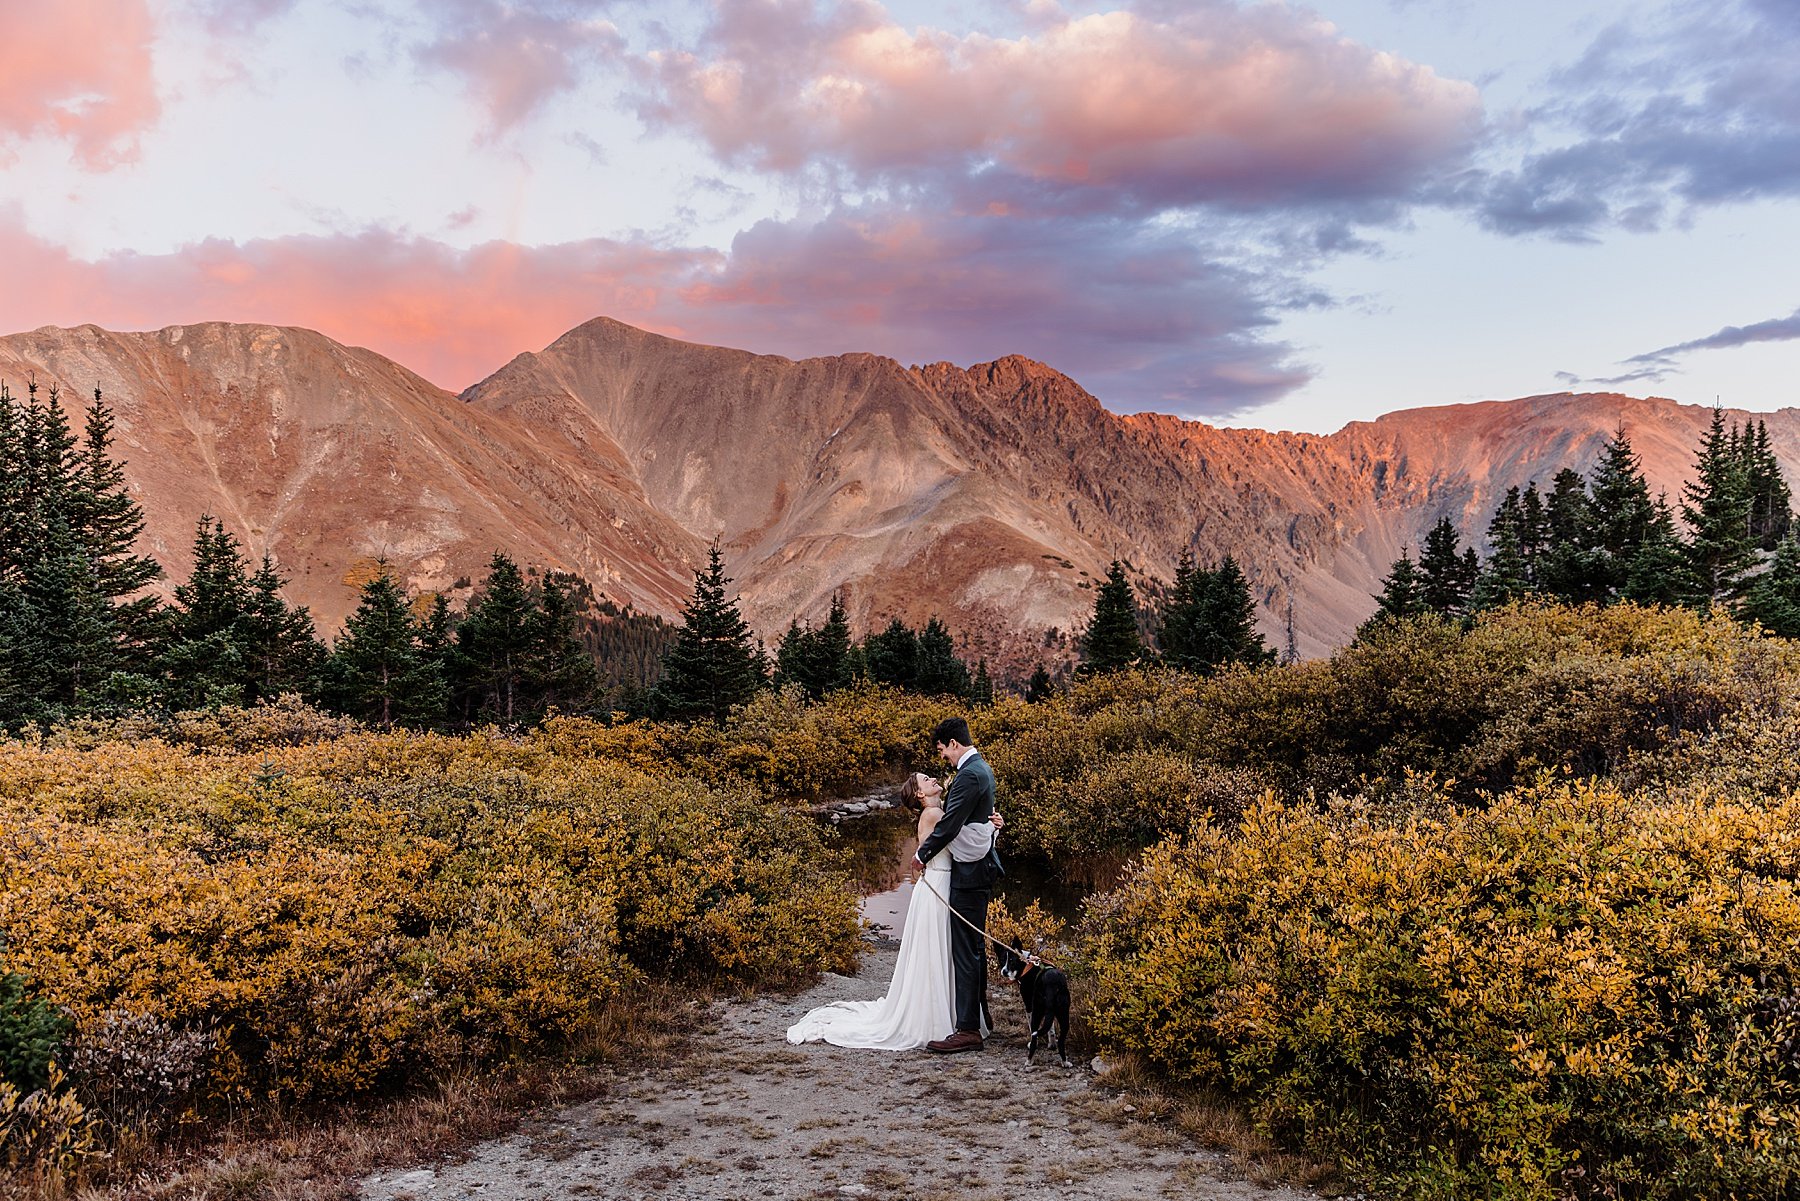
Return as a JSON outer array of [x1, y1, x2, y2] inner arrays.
[[416, 0, 623, 134], [641, 1, 1482, 208], [0, 0, 161, 167], [0, 213, 719, 390], [0, 198, 1302, 414]]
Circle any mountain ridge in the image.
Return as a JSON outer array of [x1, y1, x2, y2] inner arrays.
[[2, 317, 1787, 669]]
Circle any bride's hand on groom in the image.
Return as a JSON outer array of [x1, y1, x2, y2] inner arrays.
[[992, 812, 1004, 831]]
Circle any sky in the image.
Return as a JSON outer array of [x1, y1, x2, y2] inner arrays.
[[1, 0, 1796, 433]]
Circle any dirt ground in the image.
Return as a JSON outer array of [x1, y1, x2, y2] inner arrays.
[[358, 944, 1319, 1201]]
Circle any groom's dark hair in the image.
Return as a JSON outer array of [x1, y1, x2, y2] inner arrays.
[[933, 717, 972, 747]]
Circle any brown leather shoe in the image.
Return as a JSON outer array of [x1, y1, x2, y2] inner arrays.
[[926, 1030, 983, 1054]]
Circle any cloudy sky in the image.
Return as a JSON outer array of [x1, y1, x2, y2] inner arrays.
[[2, 0, 1796, 431]]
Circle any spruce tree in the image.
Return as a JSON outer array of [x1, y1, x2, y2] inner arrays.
[[651, 544, 765, 724], [69, 390, 160, 621], [159, 517, 256, 707], [1081, 560, 1143, 673], [1156, 548, 1206, 669], [1025, 664, 1054, 704], [531, 572, 600, 715], [1416, 518, 1479, 618], [1360, 551, 1427, 638], [862, 618, 919, 690], [1538, 468, 1606, 604], [24, 532, 117, 715], [1745, 419, 1792, 550], [241, 555, 325, 703], [1623, 495, 1697, 607], [915, 616, 970, 696], [412, 592, 457, 728], [1741, 533, 1800, 638], [332, 571, 423, 726], [1474, 489, 1534, 609], [455, 553, 539, 725], [1681, 407, 1757, 605], [970, 660, 994, 707], [1194, 556, 1270, 669], [1588, 427, 1655, 598]]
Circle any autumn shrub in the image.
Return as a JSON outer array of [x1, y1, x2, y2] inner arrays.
[[1082, 781, 1800, 1199], [0, 728, 861, 1129]]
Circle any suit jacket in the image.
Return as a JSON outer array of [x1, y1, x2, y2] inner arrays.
[[915, 751, 1003, 890]]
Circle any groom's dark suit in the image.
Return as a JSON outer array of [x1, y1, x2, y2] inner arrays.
[[914, 750, 1002, 1036]]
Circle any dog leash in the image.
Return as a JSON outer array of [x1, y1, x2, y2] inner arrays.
[[913, 869, 1063, 974]]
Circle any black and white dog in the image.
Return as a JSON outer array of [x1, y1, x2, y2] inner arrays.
[[993, 942, 1071, 1067]]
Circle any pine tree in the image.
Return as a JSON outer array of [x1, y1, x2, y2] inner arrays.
[[1741, 533, 1800, 638], [1538, 468, 1606, 604], [970, 660, 994, 707], [68, 391, 160, 620], [1681, 407, 1757, 605], [1156, 548, 1208, 670], [531, 572, 599, 715], [1623, 495, 1697, 607], [332, 571, 423, 726], [1519, 482, 1550, 579], [1194, 556, 1270, 669], [411, 592, 457, 728], [1282, 594, 1299, 666], [23, 531, 116, 715], [915, 616, 970, 696], [1081, 560, 1143, 673], [1360, 551, 1427, 638], [455, 553, 539, 725], [1745, 419, 1792, 550], [1587, 426, 1656, 599], [1025, 664, 1054, 704], [1474, 488, 1534, 609], [1416, 518, 1479, 618], [241, 555, 325, 704], [862, 618, 919, 690], [159, 517, 257, 708], [651, 544, 766, 724]]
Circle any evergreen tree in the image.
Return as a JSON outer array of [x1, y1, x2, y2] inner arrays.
[[1745, 419, 1792, 550], [651, 544, 765, 723], [1193, 556, 1270, 669], [332, 571, 425, 726], [241, 555, 325, 704], [1416, 518, 1479, 618], [1681, 407, 1758, 605], [862, 618, 920, 690], [1474, 488, 1534, 609], [775, 595, 855, 701], [411, 592, 457, 728], [1741, 533, 1800, 638], [1519, 482, 1550, 577], [970, 660, 994, 707], [1538, 468, 1607, 604], [1080, 560, 1143, 673], [159, 517, 256, 707], [1025, 664, 1054, 704], [1360, 550, 1427, 638], [1156, 549, 1206, 669], [455, 553, 539, 725], [1282, 594, 1299, 666], [68, 390, 160, 630], [1623, 495, 1697, 607], [531, 572, 600, 715], [1587, 427, 1656, 598], [915, 616, 970, 696], [23, 530, 116, 714]]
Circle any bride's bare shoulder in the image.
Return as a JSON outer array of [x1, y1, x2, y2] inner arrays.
[[918, 803, 944, 838]]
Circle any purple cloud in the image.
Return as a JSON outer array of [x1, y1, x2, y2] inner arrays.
[[414, 0, 624, 134], [1470, 0, 1800, 238]]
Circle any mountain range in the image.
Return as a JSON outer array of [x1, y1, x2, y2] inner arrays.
[[3, 317, 1794, 670]]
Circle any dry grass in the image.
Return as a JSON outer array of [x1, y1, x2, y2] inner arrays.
[[55, 983, 696, 1201], [1082, 1052, 1339, 1193]]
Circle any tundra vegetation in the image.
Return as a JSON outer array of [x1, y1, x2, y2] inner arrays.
[[7, 385, 1800, 1197]]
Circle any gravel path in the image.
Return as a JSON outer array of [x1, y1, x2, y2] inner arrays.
[[359, 945, 1318, 1201]]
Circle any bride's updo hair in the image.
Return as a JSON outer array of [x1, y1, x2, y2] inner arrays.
[[898, 773, 929, 812]]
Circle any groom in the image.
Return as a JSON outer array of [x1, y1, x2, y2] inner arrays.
[[913, 716, 1002, 1054]]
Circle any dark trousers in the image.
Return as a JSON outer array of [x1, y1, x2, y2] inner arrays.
[[948, 883, 991, 1034]]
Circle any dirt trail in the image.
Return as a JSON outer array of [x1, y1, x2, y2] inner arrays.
[[359, 944, 1318, 1201]]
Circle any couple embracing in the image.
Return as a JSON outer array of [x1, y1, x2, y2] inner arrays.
[[787, 717, 1004, 1053]]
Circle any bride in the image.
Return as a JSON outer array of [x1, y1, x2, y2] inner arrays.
[[787, 771, 983, 1050]]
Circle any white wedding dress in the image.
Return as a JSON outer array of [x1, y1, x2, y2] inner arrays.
[[786, 853, 956, 1050]]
